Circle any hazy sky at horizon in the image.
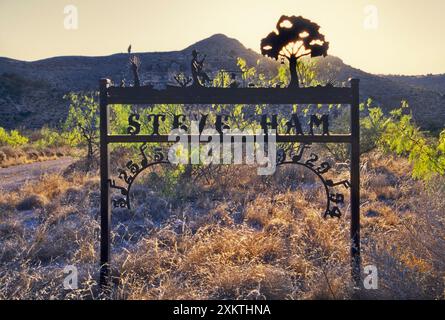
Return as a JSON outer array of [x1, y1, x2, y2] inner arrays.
[[0, 0, 444, 75]]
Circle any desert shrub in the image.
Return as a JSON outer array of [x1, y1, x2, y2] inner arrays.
[[35, 127, 79, 149], [323, 99, 391, 161], [360, 99, 390, 153], [36, 175, 74, 198], [359, 101, 445, 180], [323, 108, 351, 161], [16, 194, 48, 211], [324, 99, 445, 181], [42, 148, 55, 157], [0, 145, 19, 158], [0, 127, 28, 147], [379, 106, 445, 180], [26, 151, 39, 160]]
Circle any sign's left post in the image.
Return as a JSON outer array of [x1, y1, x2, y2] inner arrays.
[[99, 78, 111, 288]]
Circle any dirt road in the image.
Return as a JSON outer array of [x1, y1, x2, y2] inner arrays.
[[0, 157, 75, 192]]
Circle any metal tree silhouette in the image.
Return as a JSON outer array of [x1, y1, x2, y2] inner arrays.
[[261, 15, 329, 88]]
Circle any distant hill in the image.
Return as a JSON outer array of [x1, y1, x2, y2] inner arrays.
[[315, 56, 445, 131], [384, 74, 445, 95], [1, 33, 444, 130]]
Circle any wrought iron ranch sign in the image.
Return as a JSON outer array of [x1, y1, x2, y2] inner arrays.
[[98, 15, 361, 288]]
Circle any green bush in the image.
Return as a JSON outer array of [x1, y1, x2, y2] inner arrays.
[[0, 127, 28, 147], [379, 104, 445, 180], [351, 99, 445, 181], [34, 127, 79, 149]]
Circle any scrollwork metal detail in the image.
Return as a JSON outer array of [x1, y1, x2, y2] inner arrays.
[[276, 144, 350, 219], [109, 143, 169, 210]]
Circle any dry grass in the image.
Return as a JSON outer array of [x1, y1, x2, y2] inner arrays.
[[0, 145, 71, 168], [0, 150, 444, 300]]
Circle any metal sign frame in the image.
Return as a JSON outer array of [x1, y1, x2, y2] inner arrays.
[[99, 78, 361, 287]]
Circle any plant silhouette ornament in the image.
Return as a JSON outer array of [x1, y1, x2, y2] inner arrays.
[[191, 49, 211, 87], [261, 15, 329, 88]]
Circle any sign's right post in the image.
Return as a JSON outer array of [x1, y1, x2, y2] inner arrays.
[[350, 78, 361, 287]]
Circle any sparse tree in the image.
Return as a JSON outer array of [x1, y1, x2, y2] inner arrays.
[[64, 92, 99, 168], [261, 15, 329, 87]]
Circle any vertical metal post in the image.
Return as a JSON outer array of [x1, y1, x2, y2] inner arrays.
[[99, 78, 111, 287], [350, 78, 361, 287]]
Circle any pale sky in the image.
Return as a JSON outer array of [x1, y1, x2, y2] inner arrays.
[[0, 0, 444, 75]]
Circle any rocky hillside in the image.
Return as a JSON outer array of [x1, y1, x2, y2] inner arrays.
[[384, 74, 445, 95], [1, 34, 444, 130], [0, 73, 66, 129]]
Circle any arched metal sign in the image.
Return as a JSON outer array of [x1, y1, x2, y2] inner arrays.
[[98, 75, 361, 288]]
